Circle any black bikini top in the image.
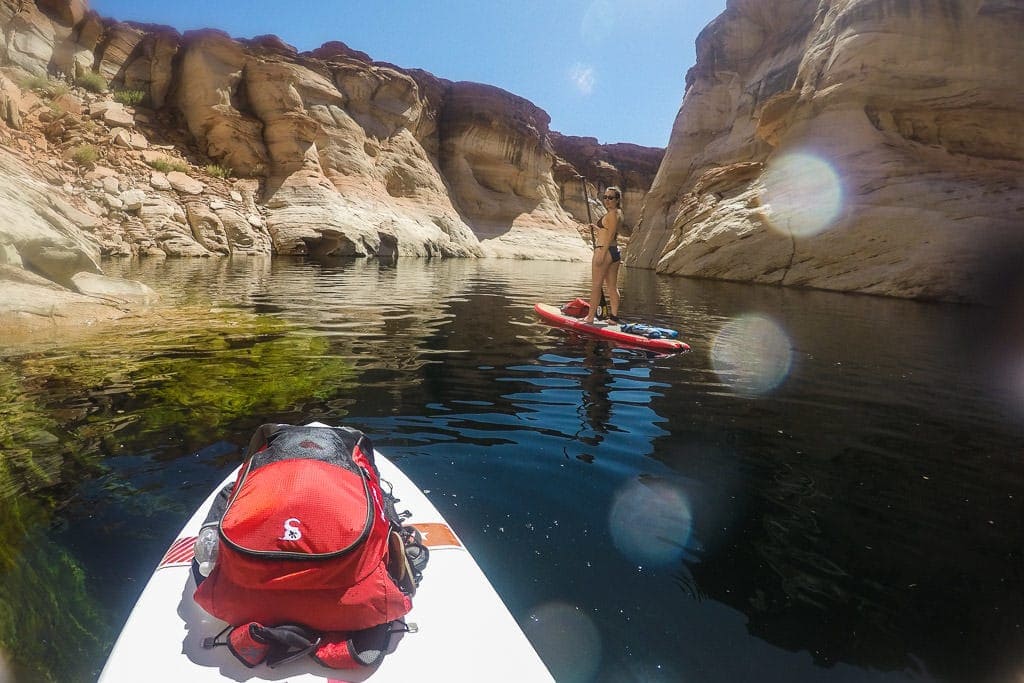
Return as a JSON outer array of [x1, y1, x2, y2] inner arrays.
[[595, 211, 620, 244]]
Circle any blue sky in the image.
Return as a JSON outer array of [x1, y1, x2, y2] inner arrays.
[[87, 1, 727, 148]]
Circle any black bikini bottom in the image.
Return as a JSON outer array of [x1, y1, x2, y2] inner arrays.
[[595, 245, 621, 263]]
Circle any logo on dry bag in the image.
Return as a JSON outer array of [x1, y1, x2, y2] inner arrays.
[[280, 517, 302, 541]]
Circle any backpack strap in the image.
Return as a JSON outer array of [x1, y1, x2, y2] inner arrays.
[[224, 623, 269, 668], [311, 622, 409, 669], [207, 621, 415, 670], [387, 527, 429, 596], [381, 483, 430, 594], [206, 623, 321, 669]]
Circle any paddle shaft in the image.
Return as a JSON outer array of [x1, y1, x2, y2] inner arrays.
[[580, 177, 608, 313]]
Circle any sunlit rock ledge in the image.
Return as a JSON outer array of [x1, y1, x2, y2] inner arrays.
[[630, 0, 1024, 304], [0, 0, 659, 262], [0, 145, 157, 333], [0, 0, 669, 327]]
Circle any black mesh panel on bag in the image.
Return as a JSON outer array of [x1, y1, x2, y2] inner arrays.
[[244, 424, 376, 477]]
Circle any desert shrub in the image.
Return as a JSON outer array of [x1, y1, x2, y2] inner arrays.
[[70, 144, 99, 166], [112, 89, 144, 106], [18, 75, 50, 91], [18, 75, 69, 99], [76, 72, 107, 93], [204, 164, 232, 179], [146, 158, 189, 174]]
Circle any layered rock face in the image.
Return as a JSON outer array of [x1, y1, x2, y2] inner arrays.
[[0, 141, 156, 332], [549, 132, 664, 233], [167, 31, 488, 259], [0, 2, 655, 263], [438, 83, 580, 258], [0, 0, 662, 328], [632, 0, 1024, 303]]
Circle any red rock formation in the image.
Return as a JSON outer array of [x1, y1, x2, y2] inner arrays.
[[549, 132, 664, 231]]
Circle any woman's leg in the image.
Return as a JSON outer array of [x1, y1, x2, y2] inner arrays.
[[585, 252, 610, 323], [605, 260, 621, 319]]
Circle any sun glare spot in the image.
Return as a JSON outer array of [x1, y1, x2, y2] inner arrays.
[[712, 314, 793, 395], [609, 478, 693, 566], [762, 152, 843, 238], [1011, 357, 1024, 415], [523, 602, 601, 683]]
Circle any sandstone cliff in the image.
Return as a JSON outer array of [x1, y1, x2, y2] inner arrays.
[[549, 132, 664, 234], [631, 0, 1024, 303], [0, 0, 659, 329]]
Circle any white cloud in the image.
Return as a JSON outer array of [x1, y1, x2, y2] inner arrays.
[[569, 63, 596, 95]]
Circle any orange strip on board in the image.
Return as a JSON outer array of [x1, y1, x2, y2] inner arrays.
[[413, 523, 463, 549]]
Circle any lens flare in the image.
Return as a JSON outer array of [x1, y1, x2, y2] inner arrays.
[[762, 152, 843, 238], [1009, 356, 1024, 419], [523, 602, 601, 683], [711, 315, 793, 395], [609, 478, 693, 566]]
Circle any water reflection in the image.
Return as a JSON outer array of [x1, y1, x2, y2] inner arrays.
[[0, 257, 1022, 683]]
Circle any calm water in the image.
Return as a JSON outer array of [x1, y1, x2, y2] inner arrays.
[[1, 256, 1022, 683]]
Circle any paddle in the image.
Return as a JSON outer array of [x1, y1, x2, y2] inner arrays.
[[578, 175, 608, 319]]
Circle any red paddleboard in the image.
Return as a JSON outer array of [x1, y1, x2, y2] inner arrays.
[[534, 303, 690, 353]]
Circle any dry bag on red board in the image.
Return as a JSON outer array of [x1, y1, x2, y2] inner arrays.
[[561, 297, 590, 318], [192, 424, 427, 669]]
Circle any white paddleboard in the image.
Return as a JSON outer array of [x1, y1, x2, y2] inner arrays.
[[99, 438, 554, 682]]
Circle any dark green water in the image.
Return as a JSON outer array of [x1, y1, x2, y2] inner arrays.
[[1, 256, 1022, 682]]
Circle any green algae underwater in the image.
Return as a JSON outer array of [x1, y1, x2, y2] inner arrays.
[[0, 308, 358, 681]]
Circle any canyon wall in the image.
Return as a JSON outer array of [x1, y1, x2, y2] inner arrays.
[[631, 0, 1024, 303], [4, 0, 1017, 328], [0, 0, 660, 328]]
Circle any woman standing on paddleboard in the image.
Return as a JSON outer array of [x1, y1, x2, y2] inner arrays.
[[584, 186, 623, 324]]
